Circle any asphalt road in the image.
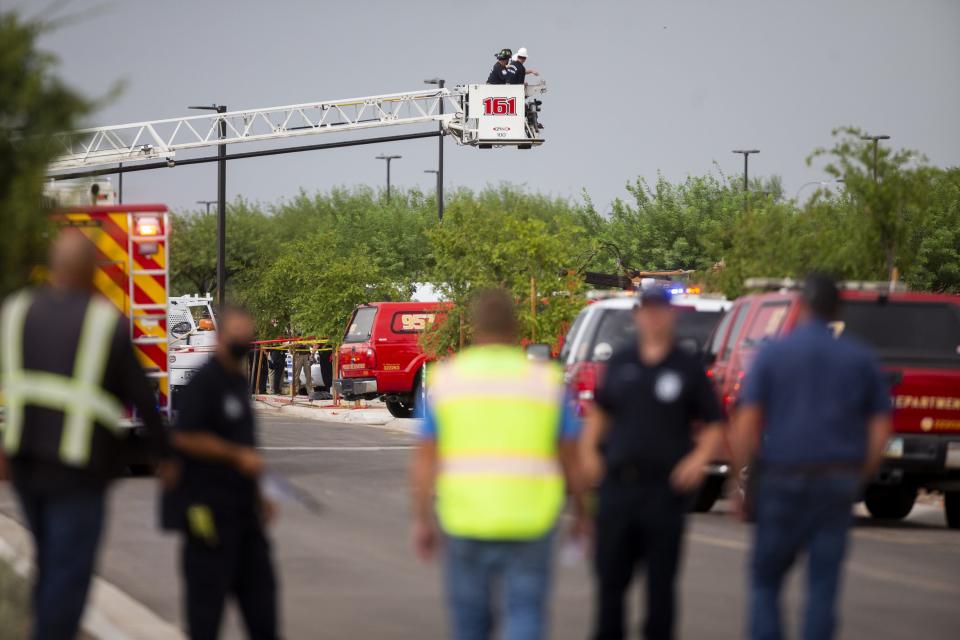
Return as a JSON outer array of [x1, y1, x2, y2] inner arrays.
[[2, 413, 959, 639]]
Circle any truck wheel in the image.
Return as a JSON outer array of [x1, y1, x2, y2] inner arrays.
[[864, 486, 917, 521], [945, 492, 960, 530], [690, 476, 724, 513], [385, 398, 413, 419]]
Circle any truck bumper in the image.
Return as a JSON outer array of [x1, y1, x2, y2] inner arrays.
[[876, 433, 960, 491], [335, 377, 378, 399]]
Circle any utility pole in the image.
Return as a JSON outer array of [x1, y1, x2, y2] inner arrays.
[[424, 169, 440, 212], [860, 133, 890, 183], [860, 133, 894, 284], [197, 200, 217, 215], [189, 104, 228, 308], [424, 78, 445, 221], [732, 149, 760, 211], [376, 154, 402, 202]]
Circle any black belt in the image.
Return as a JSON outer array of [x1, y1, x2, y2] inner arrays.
[[605, 464, 672, 486]]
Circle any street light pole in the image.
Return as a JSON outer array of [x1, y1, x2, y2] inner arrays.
[[375, 154, 402, 202], [860, 134, 890, 183], [189, 104, 228, 308], [424, 78, 445, 221], [732, 149, 760, 211]]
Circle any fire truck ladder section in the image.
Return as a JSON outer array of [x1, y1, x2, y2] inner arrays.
[[48, 83, 546, 172]]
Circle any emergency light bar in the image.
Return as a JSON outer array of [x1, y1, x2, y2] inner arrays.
[[744, 277, 909, 292]]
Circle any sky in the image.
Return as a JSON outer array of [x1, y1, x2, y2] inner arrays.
[[13, 0, 960, 213]]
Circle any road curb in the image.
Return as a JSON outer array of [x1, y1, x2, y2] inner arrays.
[[253, 398, 420, 433], [0, 511, 184, 640]]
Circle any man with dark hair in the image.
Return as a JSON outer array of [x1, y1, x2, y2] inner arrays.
[[732, 273, 892, 640], [580, 286, 724, 640], [410, 288, 588, 640], [165, 305, 281, 639]]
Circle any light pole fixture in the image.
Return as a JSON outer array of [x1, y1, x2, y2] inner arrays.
[[188, 103, 228, 308], [424, 77, 446, 221], [196, 200, 217, 215], [376, 154, 402, 202], [860, 133, 890, 183]]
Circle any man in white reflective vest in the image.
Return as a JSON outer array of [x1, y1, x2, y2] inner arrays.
[[0, 229, 165, 640], [410, 288, 589, 640]]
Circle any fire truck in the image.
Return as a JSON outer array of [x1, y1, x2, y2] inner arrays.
[[54, 203, 171, 423]]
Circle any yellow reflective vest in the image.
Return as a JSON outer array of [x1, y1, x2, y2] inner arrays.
[[1, 290, 123, 468], [429, 344, 566, 540]]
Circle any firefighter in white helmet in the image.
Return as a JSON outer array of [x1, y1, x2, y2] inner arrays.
[[508, 47, 539, 85]]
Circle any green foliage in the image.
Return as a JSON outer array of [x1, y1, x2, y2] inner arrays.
[[422, 188, 587, 354], [0, 12, 92, 296]]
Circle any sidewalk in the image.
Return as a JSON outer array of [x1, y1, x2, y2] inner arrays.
[[0, 512, 183, 640], [252, 394, 421, 433]]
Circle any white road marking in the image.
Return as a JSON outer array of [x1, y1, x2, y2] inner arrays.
[[259, 445, 415, 451], [689, 532, 960, 595]]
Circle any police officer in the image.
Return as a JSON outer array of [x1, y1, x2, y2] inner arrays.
[[580, 286, 724, 640], [166, 305, 280, 640], [410, 288, 588, 640], [733, 273, 892, 640], [0, 229, 166, 640], [487, 48, 514, 84]]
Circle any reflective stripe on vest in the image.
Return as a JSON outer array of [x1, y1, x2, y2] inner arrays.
[[1, 292, 123, 466], [430, 345, 565, 540]]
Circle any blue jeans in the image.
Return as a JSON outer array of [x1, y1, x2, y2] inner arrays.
[[444, 532, 555, 640], [750, 470, 860, 640], [15, 485, 106, 640]]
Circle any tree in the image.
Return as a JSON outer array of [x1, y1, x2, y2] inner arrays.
[[808, 127, 934, 282], [422, 188, 588, 355], [0, 12, 92, 296]]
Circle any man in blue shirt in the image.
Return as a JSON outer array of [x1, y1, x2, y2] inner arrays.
[[733, 274, 892, 640]]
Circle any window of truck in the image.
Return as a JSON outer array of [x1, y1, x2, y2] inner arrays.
[[707, 307, 735, 358], [390, 311, 437, 333], [344, 307, 377, 343], [588, 308, 726, 361], [560, 308, 588, 363], [741, 301, 789, 348], [838, 300, 960, 364], [721, 304, 751, 360]]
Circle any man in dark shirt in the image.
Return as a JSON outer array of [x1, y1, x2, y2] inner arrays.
[[508, 47, 538, 85], [580, 286, 724, 640], [733, 274, 892, 640], [1, 229, 165, 639], [167, 305, 280, 640], [487, 48, 514, 84]]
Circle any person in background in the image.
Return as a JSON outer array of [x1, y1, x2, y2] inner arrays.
[[410, 288, 589, 640], [165, 305, 280, 640], [580, 285, 724, 640], [269, 345, 285, 395], [486, 48, 514, 84], [508, 47, 539, 85], [290, 342, 313, 401], [0, 229, 166, 640], [732, 273, 892, 640]]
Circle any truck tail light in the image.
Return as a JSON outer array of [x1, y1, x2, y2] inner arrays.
[[364, 348, 377, 370], [569, 361, 600, 417]]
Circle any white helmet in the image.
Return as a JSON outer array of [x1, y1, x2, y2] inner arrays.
[[516, 47, 528, 58]]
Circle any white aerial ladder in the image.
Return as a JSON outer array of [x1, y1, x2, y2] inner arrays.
[[48, 83, 547, 172]]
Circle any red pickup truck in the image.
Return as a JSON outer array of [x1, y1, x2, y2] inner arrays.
[[335, 302, 448, 417], [706, 282, 960, 528]]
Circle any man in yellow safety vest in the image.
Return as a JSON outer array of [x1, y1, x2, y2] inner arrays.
[[409, 288, 588, 640], [0, 229, 166, 640]]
